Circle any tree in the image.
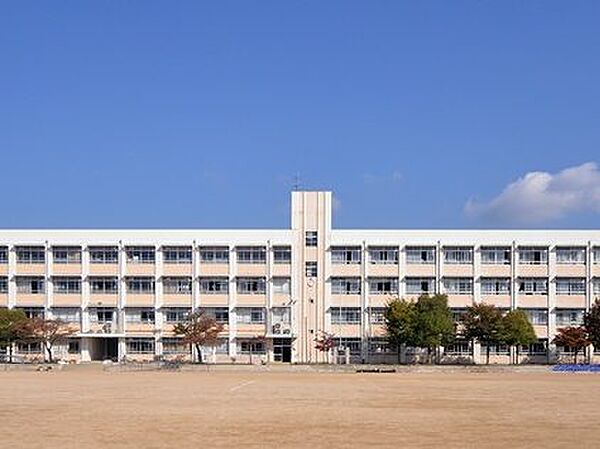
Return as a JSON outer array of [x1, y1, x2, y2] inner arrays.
[[384, 298, 417, 363], [19, 317, 77, 363], [502, 310, 537, 363], [461, 303, 505, 365], [583, 299, 600, 351], [173, 311, 224, 363], [0, 309, 28, 363], [412, 294, 455, 364], [553, 327, 590, 364], [314, 330, 336, 363]]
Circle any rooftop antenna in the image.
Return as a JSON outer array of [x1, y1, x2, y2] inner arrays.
[[292, 172, 302, 191]]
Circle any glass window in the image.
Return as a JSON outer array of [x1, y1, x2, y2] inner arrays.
[[594, 248, 600, 264], [16, 307, 44, 319], [520, 308, 548, 325], [331, 247, 361, 264], [17, 342, 42, 354], [480, 247, 511, 265], [480, 343, 509, 355], [594, 279, 600, 295], [90, 277, 118, 294], [368, 278, 399, 295], [236, 307, 265, 324], [518, 278, 548, 295], [521, 339, 548, 355], [201, 307, 229, 324], [443, 278, 473, 295], [199, 277, 229, 294], [89, 246, 118, 264], [445, 340, 472, 355], [199, 247, 229, 264], [162, 337, 189, 354], [126, 338, 155, 354], [331, 307, 361, 324], [481, 278, 511, 295], [237, 277, 266, 294], [305, 231, 318, 247], [53, 277, 81, 294], [125, 308, 155, 324], [0, 277, 8, 294], [164, 308, 189, 323], [331, 277, 361, 295], [450, 308, 468, 323], [406, 247, 435, 264], [556, 247, 586, 264], [334, 337, 361, 355], [556, 278, 586, 295], [273, 246, 292, 264], [126, 277, 155, 294], [52, 247, 81, 264], [272, 277, 291, 295], [444, 247, 473, 264], [405, 277, 435, 295], [236, 247, 266, 264], [239, 340, 266, 354], [518, 247, 548, 265], [125, 246, 155, 264], [68, 339, 80, 354], [16, 246, 45, 264], [369, 307, 386, 324], [163, 246, 192, 264], [16, 277, 45, 294], [163, 277, 192, 294], [368, 247, 398, 265], [51, 308, 80, 323], [89, 308, 115, 324], [305, 261, 317, 277], [555, 309, 585, 326], [0, 247, 7, 264]]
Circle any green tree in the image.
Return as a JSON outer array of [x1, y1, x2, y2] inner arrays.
[[384, 299, 417, 363], [461, 303, 504, 365], [412, 294, 455, 364], [583, 299, 600, 351], [0, 309, 28, 363], [553, 326, 590, 364], [173, 311, 224, 363], [502, 309, 537, 363]]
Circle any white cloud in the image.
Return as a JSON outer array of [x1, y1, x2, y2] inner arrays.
[[465, 162, 600, 225]]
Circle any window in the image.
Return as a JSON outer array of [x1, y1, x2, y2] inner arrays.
[[90, 277, 118, 294], [68, 339, 80, 354], [201, 307, 229, 324], [520, 308, 548, 325], [555, 309, 585, 326], [89, 308, 115, 324], [52, 246, 81, 264], [53, 277, 81, 294], [331, 307, 361, 324], [369, 278, 399, 295], [406, 247, 435, 264], [199, 277, 229, 294], [162, 337, 188, 354], [126, 338, 155, 354], [237, 277, 266, 294], [0, 277, 7, 294], [594, 247, 600, 264], [163, 277, 192, 294], [518, 247, 548, 265], [199, 247, 229, 264], [17, 307, 44, 319], [17, 342, 41, 354], [405, 277, 435, 295], [450, 308, 468, 323], [236, 246, 266, 264], [16, 277, 45, 294], [518, 278, 548, 295], [480, 247, 511, 265], [556, 278, 586, 295], [125, 308, 155, 324], [369, 307, 385, 324], [480, 343, 509, 355], [556, 247, 586, 265], [236, 307, 265, 324], [0, 247, 7, 263], [305, 261, 317, 277], [272, 277, 291, 295], [52, 308, 80, 323], [127, 277, 155, 294], [89, 246, 118, 264], [481, 278, 511, 295], [273, 246, 292, 264], [238, 340, 266, 354], [445, 340, 472, 356], [521, 339, 547, 356], [331, 277, 361, 295], [443, 278, 473, 295], [163, 246, 192, 264], [271, 307, 291, 325], [444, 247, 473, 264], [305, 231, 318, 247], [125, 246, 155, 264], [16, 246, 45, 264], [368, 247, 398, 265], [164, 308, 189, 323], [331, 246, 361, 264], [595, 279, 600, 295], [334, 337, 361, 355], [368, 337, 393, 354]]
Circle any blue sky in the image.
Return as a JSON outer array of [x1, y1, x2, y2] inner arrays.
[[1, 2, 599, 229]]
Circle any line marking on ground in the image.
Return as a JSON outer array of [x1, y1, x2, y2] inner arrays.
[[229, 380, 255, 392]]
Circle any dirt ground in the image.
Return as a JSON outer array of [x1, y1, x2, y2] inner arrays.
[[1, 366, 599, 449]]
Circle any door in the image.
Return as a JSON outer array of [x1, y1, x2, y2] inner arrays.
[[273, 338, 292, 363]]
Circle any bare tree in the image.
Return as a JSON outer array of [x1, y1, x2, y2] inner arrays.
[[314, 330, 336, 363], [173, 311, 224, 363], [20, 318, 76, 363]]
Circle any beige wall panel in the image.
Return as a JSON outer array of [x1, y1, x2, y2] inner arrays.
[[198, 264, 229, 276], [89, 294, 118, 307], [272, 264, 292, 277], [199, 294, 229, 306], [518, 295, 548, 308], [368, 265, 399, 277], [236, 264, 267, 277], [0, 294, 8, 307], [405, 265, 436, 277], [447, 295, 474, 308], [53, 264, 82, 275], [272, 293, 291, 307], [533, 325, 548, 338], [236, 324, 266, 336], [236, 294, 267, 306], [443, 265, 474, 277], [88, 264, 119, 276], [162, 294, 191, 306], [480, 265, 511, 277], [16, 264, 45, 275], [479, 295, 511, 308], [125, 324, 155, 334], [518, 265, 549, 277], [53, 294, 82, 306], [593, 265, 600, 277], [331, 264, 361, 277], [0, 265, 8, 275], [555, 295, 586, 308], [555, 265, 586, 277], [15, 294, 45, 306], [331, 324, 361, 337], [126, 264, 155, 276], [163, 264, 192, 276], [368, 296, 395, 307], [330, 294, 361, 307]]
